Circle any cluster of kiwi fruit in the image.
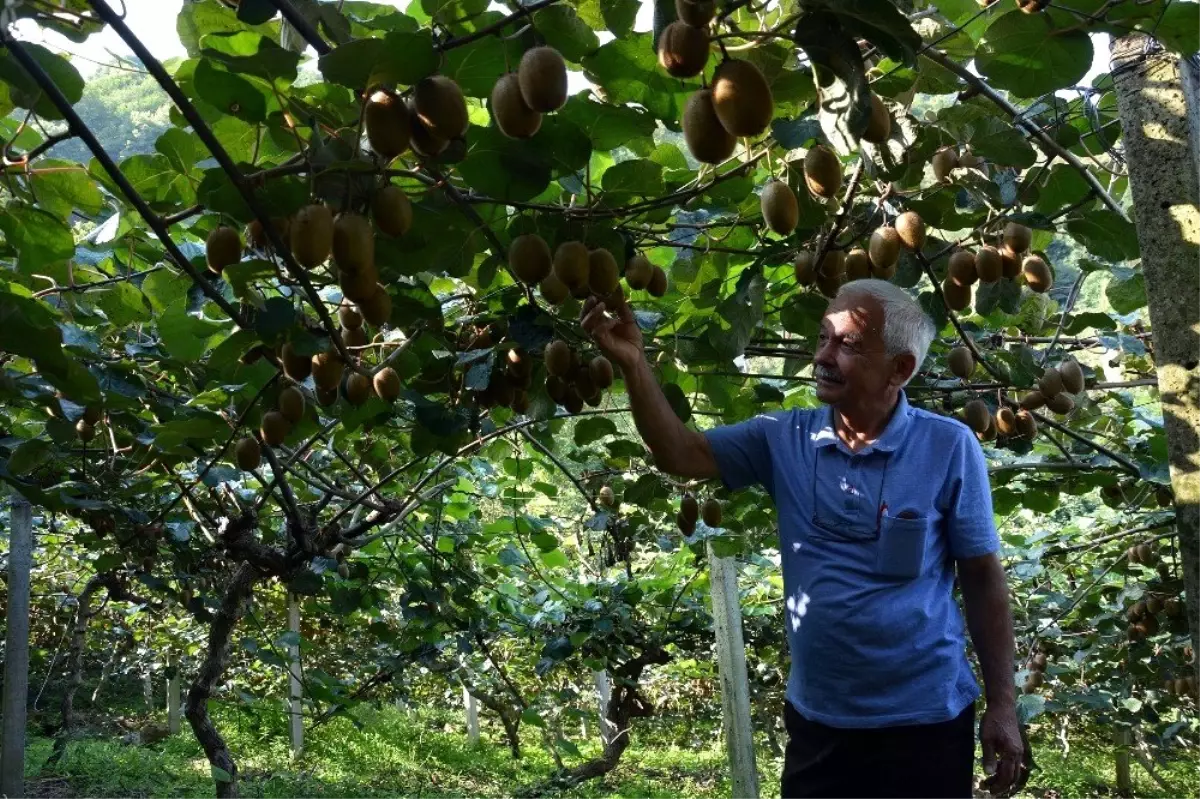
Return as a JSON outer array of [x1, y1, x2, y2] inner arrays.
[[1019, 359, 1084, 417], [930, 145, 984, 183], [676, 493, 722, 534], [509, 233, 668, 305], [1165, 673, 1199, 699], [74, 403, 105, 444], [1022, 643, 1051, 694], [791, 210, 924, 298], [962, 398, 1036, 442], [365, 70, 473, 160], [490, 45, 569, 139], [1125, 583, 1182, 642], [544, 338, 615, 414], [679, 46, 774, 166], [1125, 541, 1162, 568], [474, 348, 536, 414]]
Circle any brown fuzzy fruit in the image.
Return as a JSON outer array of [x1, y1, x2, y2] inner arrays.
[[1003, 222, 1032, 254], [794, 252, 817, 285], [414, 75, 469, 140], [1038, 368, 1063, 399], [235, 436, 261, 471], [545, 340, 572, 377], [311, 352, 344, 391], [702, 498, 722, 527], [999, 246, 1022, 279], [372, 185, 413, 238], [873, 259, 897, 282], [1146, 595, 1164, 615], [625, 254, 654, 290], [682, 89, 736, 165], [247, 217, 289, 251], [345, 372, 372, 406], [364, 90, 411, 160], [339, 301, 363, 330], [1059, 360, 1084, 394], [844, 248, 871, 281], [553, 241, 590, 290], [975, 246, 1003, 283], [1135, 543, 1155, 564], [1046, 392, 1075, 414], [995, 407, 1017, 436], [408, 111, 448, 157], [316, 385, 338, 407], [761, 180, 799, 235], [290, 204, 334, 269], [540, 273, 570, 305], [75, 419, 96, 443], [281, 342, 312, 381], [1023, 256, 1052, 293], [658, 21, 709, 78], [490, 72, 542, 139], [869, 227, 902, 271], [648, 266, 669, 297], [1015, 410, 1037, 438], [206, 225, 242, 274], [947, 250, 978, 286], [964, 400, 991, 434], [589, 356, 614, 390], [341, 325, 368, 349], [588, 249, 620, 296], [895, 211, 926, 251], [676, 0, 716, 26], [370, 366, 399, 402], [359, 287, 392, 327], [510, 233, 553, 284], [518, 46, 568, 113], [863, 93, 891, 143], [803, 145, 842, 199], [710, 59, 773, 137], [932, 147, 959, 182], [599, 485, 616, 506], [339, 259, 380, 303], [941, 278, 971, 312], [948, 347, 975, 379], [260, 410, 290, 447], [333, 213, 374, 274], [677, 512, 696, 535], [681, 494, 699, 524], [1156, 486, 1174, 508], [278, 386, 305, 424]]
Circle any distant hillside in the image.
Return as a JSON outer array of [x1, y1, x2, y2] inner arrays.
[[52, 63, 171, 165]]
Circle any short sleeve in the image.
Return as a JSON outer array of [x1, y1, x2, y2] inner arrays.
[[941, 430, 1000, 560], [704, 412, 786, 494]]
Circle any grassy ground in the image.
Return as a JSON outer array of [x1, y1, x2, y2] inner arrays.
[[22, 703, 1199, 798]]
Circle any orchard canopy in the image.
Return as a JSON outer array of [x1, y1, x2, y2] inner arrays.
[[0, 0, 1198, 794]]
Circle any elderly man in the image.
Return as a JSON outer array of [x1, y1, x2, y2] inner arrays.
[[582, 279, 1024, 798]]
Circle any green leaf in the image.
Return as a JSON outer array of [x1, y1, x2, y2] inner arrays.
[[541, 548, 569, 569], [8, 439, 53, 476], [26, 159, 104, 219], [976, 12, 1093, 98], [1034, 165, 1091, 216], [794, 11, 871, 154], [827, 0, 923, 65], [318, 30, 437, 89], [458, 121, 590, 202], [601, 159, 664, 196], [193, 59, 269, 123], [142, 269, 190, 314], [0, 44, 84, 120], [534, 6, 600, 63], [211, 766, 234, 784], [1105, 270, 1147, 315], [92, 282, 152, 327], [201, 32, 302, 84], [935, 105, 1036, 168], [156, 128, 205, 175], [0, 205, 76, 274], [582, 33, 699, 125], [159, 299, 231, 362], [117, 154, 178, 204], [441, 35, 518, 98], [558, 95, 657, 152], [151, 414, 230, 453], [575, 417, 619, 446], [662, 382, 691, 423], [1066, 212, 1139, 263]]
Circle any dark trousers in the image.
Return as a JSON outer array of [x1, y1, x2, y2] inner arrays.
[[781, 701, 976, 798]]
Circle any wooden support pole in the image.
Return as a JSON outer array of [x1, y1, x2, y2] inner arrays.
[[1111, 37, 1200, 686], [707, 542, 760, 799], [167, 653, 181, 735], [463, 688, 480, 745], [592, 670, 614, 745], [1115, 725, 1133, 797], [2, 494, 34, 799], [287, 594, 304, 757], [143, 671, 154, 709]]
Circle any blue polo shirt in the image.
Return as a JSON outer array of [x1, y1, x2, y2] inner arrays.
[[705, 392, 998, 728]]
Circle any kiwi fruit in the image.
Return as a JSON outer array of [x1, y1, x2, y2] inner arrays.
[[1038, 367, 1063, 399], [332, 212, 374, 274], [589, 355, 614, 389], [235, 436, 261, 471], [844, 248, 870, 281], [658, 21, 709, 78], [278, 386, 305, 424], [1163, 597, 1181, 617], [364, 90, 411, 160], [562, 387, 585, 415], [941, 278, 971, 312], [1032, 652, 1048, 671], [711, 59, 773, 137], [863, 93, 891, 143], [588, 249, 620, 295], [345, 372, 372, 406], [1046, 392, 1074, 414], [339, 300, 363, 330], [964, 400, 990, 434], [1022, 255, 1052, 293], [545, 375, 568, 405], [312, 352, 345, 391], [545, 339, 572, 377], [702, 498, 722, 527], [682, 89, 736, 165], [553, 241, 590, 290], [76, 419, 96, 443], [341, 325, 368, 349], [339, 262, 380, 303], [359, 287, 392, 327], [247, 217, 289, 251], [510, 233, 553, 284], [895, 211, 926, 251], [260, 410, 290, 447], [760, 179, 799, 235], [1156, 486, 1174, 508], [794, 252, 817, 285], [820, 250, 846, 278], [288, 204, 332, 269], [1142, 615, 1160, 636], [518, 46, 568, 113], [491, 72, 542, 139], [676, 0, 716, 26], [1015, 410, 1037, 438], [648, 266, 669, 297], [372, 185, 412, 238], [999, 246, 1022, 279], [677, 511, 697, 535], [598, 484, 616, 507], [1022, 672, 1044, 693], [681, 494, 699, 524], [409, 111, 448, 157], [1059, 360, 1084, 394], [948, 346, 974, 379], [206, 225, 242, 274], [1135, 543, 1155, 564], [947, 250, 977, 286], [315, 385, 338, 407], [413, 75, 469, 140], [975, 246, 1003, 283], [1147, 595, 1164, 615], [82, 405, 103, 425], [573, 367, 596, 401], [625, 254, 654, 290], [995, 407, 1017, 436], [1127, 623, 1146, 643], [959, 151, 983, 169], [932, 146, 958, 182], [803, 145, 842, 199], [1003, 222, 1032, 254], [540, 273, 570, 305], [869, 227, 901, 270], [281, 342, 312, 381], [816, 267, 843, 299]]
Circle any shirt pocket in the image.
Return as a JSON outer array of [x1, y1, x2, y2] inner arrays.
[[876, 512, 932, 579]]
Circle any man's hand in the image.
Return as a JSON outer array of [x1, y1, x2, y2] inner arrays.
[[580, 292, 644, 371], [979, 702, 1025, 797]]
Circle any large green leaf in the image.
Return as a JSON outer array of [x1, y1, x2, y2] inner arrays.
[[601, 159, 664, 197], [0, 44, 84, 120], [193, 59, 270, 123], [976, 11, 1093, 98], [318, 30, 437, 89], [200, 32, 302, 84], [793, 11, 872, 154], [458, 120, 590, 202], [935, 105, 1036, 168], [534, 5, 601, 63], [1066, 212, 1139, 263], [0, 206, 75, 274], [558, 95, 657, 152], [581, 33, 699, 126]]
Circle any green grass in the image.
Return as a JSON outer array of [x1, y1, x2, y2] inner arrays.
[[22, 705, 1198, 798]]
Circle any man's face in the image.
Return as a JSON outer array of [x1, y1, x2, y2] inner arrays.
[[813, 293, 896, 407]]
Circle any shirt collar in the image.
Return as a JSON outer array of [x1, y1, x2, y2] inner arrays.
[[809, 392, 912, 453]]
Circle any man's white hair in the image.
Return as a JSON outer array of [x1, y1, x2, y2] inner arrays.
[[836, 279, 936, 386]]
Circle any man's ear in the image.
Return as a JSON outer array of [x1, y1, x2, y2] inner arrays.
[[892, 353, 917, 387]]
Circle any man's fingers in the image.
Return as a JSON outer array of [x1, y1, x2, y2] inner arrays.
[[980, 735, 997, 776], [581, 302, 610, 334]]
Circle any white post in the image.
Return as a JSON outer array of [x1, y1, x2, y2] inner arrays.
[[463, 687, 480, 745], [2, 495, 33, 799], [143, 672, 153, 708], [166, 653, 181, 735], [592, 670, 613, 745], [707, 542, 760, 799], [288, 594, 304, 757]]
